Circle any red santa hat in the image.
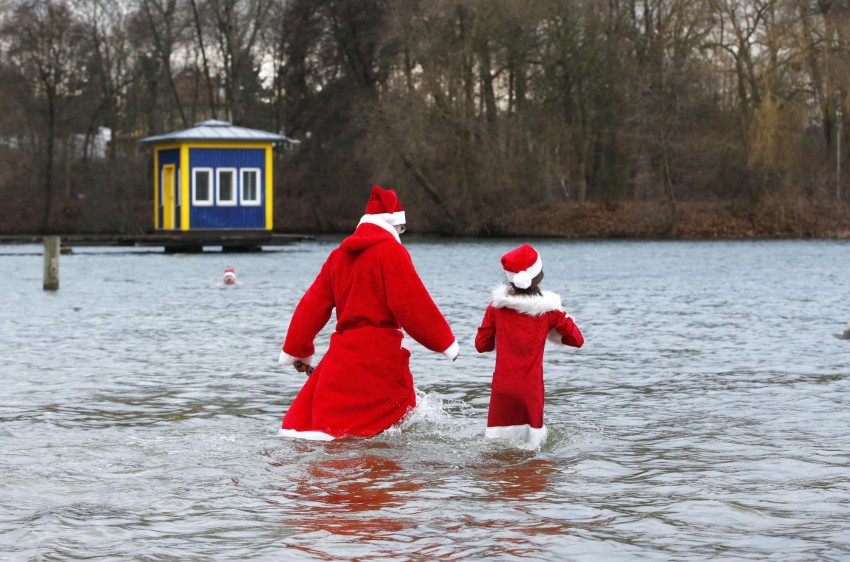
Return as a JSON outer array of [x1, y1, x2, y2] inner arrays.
[[501, 244, 542, 289], [364, 185, 406, 226], [223, 268, 236, 280]]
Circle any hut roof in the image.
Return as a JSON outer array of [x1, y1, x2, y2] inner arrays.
[[139, 120, 298, 145]]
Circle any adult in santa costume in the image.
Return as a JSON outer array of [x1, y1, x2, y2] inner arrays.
[[278, 185, 459, 440], [475, 244, 584, 448]]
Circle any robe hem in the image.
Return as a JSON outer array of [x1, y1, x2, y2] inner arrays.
[[279, 428, 336, 441], [485, 424, 548, 448]]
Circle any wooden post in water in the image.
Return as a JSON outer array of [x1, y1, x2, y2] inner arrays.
[[43, 236, 60, 291]]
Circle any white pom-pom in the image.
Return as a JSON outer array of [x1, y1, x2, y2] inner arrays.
[[512, 270, 532, 289]]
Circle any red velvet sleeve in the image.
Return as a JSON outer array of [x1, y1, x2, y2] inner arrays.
[[549, 311, 584, 348], [475, 305, 496, 353], [282, 257, 336, 360], [382, 245, 456, 355]]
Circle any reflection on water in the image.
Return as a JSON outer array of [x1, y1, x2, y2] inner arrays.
[[477, 452, 555, 501], [1, 240, 849, 560], [282, 452, 420, 539], [271, 443, 573, 560]]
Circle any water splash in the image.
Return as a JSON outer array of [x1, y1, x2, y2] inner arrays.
[[385, 388, 478, 443]]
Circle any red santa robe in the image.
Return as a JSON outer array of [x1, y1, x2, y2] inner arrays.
[[279, 216, 459, 440], [475, 285, 583, 447]]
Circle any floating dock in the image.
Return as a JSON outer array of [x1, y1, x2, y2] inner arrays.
[[0, 232, 313, 252]]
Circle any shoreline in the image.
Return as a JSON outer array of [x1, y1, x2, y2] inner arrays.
[[3, 201, 850, 242], [275, 200, 850, 240]]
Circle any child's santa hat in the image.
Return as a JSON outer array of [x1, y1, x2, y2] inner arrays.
[[364, 185, 406, 226], [224, 268, 236, 280], [501, 244, 542, 289]]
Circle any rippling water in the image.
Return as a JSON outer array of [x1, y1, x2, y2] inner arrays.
[[1, 239, 849, 560]]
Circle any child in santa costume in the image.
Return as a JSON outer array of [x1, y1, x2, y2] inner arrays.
[[475, 244, 584, 448], [278, 185, 459, 440]]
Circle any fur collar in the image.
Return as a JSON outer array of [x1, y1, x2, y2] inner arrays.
[[490, 284, 562, 315]]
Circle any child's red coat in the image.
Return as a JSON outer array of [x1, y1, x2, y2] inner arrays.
[[475, 286, 583, 429]]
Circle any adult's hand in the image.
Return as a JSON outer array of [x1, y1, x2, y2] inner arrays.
[[293, 360, 311, 373]]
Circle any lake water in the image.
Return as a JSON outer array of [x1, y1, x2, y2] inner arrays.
[[1, 238, 849, 560]]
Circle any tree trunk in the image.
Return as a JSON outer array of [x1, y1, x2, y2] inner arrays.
[[190, 0, 217, 119], [43, 91, 56, 233], [478, 36, 497, 126], [659, 129, 677, 234]]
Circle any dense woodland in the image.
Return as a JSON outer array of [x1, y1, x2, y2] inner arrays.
[[1, 0, 850, 237]]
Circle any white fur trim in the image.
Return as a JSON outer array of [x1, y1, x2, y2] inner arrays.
[[547, 328, 563, 344], [512, 270, 532, 289], [490, 285, 562, 316], [278, 428, 335, 441], [384, 210, 406, 225], [442, 339, 459, 360], [278, 350, 314, 366], [485, 424, 548, 449], [358, 214, 401, 242], [504, 254, 543, 288]]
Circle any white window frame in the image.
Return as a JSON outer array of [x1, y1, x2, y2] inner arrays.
[[192, 168, 214, 206], [240, 168, 262, 206], [217, 167, 238, 206]]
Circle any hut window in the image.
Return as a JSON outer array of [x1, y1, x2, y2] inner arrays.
[[217, 168, 237, 206], [241, 168, 261, 205], [193, 168, 213, 206]]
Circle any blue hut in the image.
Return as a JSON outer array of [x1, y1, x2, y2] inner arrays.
[[139, 120, 296, 231]]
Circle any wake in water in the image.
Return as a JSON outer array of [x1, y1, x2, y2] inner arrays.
[[275, 388, 602, 454], [383, 388, 591, 452]]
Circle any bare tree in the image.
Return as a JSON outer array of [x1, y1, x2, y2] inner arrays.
[[2, 0, 91, 232], [201, 0, 273, 124], [137, 0, 191, 129], [76, 0, 137, 160]]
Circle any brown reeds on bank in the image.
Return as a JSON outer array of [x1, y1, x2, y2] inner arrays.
[[479, 199, 850, 239], [275, 196, 850, 240]]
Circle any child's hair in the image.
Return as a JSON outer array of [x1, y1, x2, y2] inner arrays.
[[509, 270, 544, 296]]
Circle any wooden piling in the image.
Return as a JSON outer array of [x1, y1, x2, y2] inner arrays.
[[43, 236, 60, 291]]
